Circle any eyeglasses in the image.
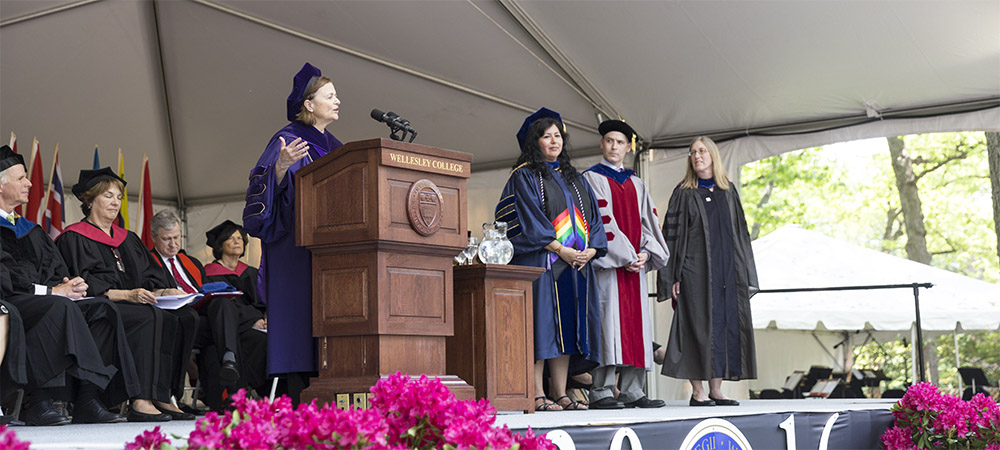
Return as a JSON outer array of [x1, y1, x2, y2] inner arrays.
[[688, 148, 710, 157], [111, 248, 126, 273]]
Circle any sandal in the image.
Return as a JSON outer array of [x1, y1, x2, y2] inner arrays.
[[555, 395, 588, 410], [535, 396, 562, 412]]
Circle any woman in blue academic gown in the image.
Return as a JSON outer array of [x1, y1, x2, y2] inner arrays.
[[242, 62, 342, 403], [494, 108, 607, 411]]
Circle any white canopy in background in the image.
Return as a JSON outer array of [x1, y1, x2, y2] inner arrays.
[[1, 0, 998, 210], [751, 225, 1000, 332]]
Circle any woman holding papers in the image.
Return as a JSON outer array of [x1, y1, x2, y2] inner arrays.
[[56, 168, 197, 421], [242, 62, 343, 403], [656, 137, 758, 407], [198, 220, 268, 410]]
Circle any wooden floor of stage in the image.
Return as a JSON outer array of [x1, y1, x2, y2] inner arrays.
[[10, 398, 895, 449]]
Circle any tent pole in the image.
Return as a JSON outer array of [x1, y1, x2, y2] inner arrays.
[[954, 327, 962, 393], [913, 284, 927, 382]]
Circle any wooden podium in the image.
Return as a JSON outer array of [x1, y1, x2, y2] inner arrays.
[[295, 138, 475, 406], [448, 264, 544, 413]]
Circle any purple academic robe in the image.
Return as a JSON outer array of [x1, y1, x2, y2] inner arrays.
[[243, 122, 342, 375]]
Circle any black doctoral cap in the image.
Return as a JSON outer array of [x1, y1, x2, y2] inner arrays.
[[72, 167, 126, 200], [206, 220, 245, 249], [598, 120, 635, 141], [0, 145, 25, 172]]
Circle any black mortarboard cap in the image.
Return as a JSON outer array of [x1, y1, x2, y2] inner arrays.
[[516, 107, 562, 150], [72, 167, 126, 200], [598, 120, 635, 141], [206, 220, 244, 249], [287, 62, 323, 122], [0, 145, 25, 172]]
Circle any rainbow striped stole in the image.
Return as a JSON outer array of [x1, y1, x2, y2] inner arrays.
[[549, 205, 589, 264]]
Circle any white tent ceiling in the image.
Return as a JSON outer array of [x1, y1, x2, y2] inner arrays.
[[2, 0, 998, 210], [751, 225, 1000, 332]]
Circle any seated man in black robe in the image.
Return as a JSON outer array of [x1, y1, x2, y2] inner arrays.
[[0, 145, 128, 425]]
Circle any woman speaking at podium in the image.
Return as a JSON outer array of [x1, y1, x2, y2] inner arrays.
[[242, 62, 343, 404]]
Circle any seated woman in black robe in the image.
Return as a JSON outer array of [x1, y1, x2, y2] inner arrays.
[[56, 168, 198, 422], [196, 220, 267, 410]]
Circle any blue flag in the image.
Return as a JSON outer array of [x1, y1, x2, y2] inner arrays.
[[92, 147, 100, 169]]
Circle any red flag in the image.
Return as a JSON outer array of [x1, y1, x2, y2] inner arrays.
[[43, 145, 65, 239], [26, 138, 45, 224], [137, 154, 154, 249], [8, 132, 21, 216]]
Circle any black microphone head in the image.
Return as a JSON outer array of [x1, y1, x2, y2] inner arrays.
[[371, 109, 386, 121], [385, 111, 399, 119]]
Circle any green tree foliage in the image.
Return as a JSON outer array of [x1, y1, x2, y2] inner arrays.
[[740, 131, 999, 395]]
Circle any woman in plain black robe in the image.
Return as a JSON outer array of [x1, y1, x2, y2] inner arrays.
[[56, 168, 197, 422], [656, 137, 758, 407]]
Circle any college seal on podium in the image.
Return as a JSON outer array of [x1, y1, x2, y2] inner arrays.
[[407, 178, 443, 236]]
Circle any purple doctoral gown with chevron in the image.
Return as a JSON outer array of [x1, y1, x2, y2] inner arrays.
[[243, 122, 342, 376]]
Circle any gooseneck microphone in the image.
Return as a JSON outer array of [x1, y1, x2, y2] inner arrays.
[[370, 108, 417, 143]]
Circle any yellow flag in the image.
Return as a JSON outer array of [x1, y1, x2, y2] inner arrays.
[[117, 148, 129, 230]]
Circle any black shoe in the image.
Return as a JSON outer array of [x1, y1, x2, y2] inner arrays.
[[24, 399, 71, 426], [72, 398, 126, 423], [588, 396, 626, 409], [127, 408, 172, 422], [689, 396, 716, 407], [624, 396, 665, 408], [709, 396, 740, 406], [220, 360, 240, 386], [156, 405, 196, 421]]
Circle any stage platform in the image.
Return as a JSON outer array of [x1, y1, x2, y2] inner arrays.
[[11, 398, 894, 450]]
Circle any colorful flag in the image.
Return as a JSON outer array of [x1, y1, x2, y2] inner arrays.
[[93, 146, 100, 170], [9, 132, 21, 215], [26, 138, 45, 224], [137, 154, 154, 249], [43, 145, 65, 239], [116, 148, 129, 230]]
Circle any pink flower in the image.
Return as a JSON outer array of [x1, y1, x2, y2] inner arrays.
[[515, 427, 558, 450], [0, 425, 30, 450], [881, 425, 916, 450], [125, 426, 170, 450], [129, 373, 554, 450]]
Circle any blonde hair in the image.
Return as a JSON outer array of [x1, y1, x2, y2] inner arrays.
[[680, 136, 730, 190], [294, 76, 333, 125]]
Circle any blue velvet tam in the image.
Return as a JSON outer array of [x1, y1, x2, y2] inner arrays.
[[0, 145, 24, 172], [72, 167, 126, 200], [286, 62, 322, 122], [516, 107, 562, 150]]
